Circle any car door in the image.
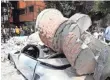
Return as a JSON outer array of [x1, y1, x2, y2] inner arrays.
[[18, 45, 39, 80]]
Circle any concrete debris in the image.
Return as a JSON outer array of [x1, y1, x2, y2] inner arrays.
[[36, 9, 67, 49], [94, 49, 110, 80], [27, 32, 44, 45], [1, 38, 27, 80], [37, 9, 110, 76], [75, 48, 96, 75]]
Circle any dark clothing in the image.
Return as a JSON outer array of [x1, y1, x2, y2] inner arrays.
[[2, 29, 6, 43], [2, 34, 6, 43], [105, 39, 110, 43]]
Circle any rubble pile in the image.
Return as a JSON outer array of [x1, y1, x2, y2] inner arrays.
[[7, 36, 28, 46], [1, 36, 28, 61], [1, 37, 28, 80], [27, 32, 44, 45]]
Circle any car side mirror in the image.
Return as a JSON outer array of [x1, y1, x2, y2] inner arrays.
[[15, 51, 20, 54]]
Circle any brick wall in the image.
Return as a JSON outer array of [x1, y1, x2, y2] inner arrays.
[[18, 1, 46, 22]]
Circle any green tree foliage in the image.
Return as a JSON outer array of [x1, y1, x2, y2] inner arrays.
[[44, 1, 109, 21], [93, 1, 110, 14], [45, 1, 87, 18]]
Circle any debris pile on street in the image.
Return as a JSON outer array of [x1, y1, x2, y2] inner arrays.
[[1, 37, 27, 80], [27, 32, 44, 45], [1, 33, 44, 80], [1, 36, 28, 61]]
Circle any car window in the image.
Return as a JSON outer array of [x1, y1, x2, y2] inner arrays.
[[21, 44, 39, 59]]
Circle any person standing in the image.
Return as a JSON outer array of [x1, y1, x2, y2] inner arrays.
[[2, 28, 6, 43], [10, 28, 13, 37], [12, 28, 15, 36], [20, 27, 24, 36], [104, 25, 110, 43], [15, 26, 20, 36]]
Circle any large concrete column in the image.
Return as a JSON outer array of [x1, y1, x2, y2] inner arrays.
[[36, 9, 68, 49], [36, 9, 110, 75]]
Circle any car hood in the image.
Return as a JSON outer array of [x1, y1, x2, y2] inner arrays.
[[35, 58, 94, 80]]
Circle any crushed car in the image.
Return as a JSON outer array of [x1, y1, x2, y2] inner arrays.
[[8, 44, 94, 80]]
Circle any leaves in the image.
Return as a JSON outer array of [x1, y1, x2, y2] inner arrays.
[[45, 1, 94, 18], [93, 1, 110, 14]]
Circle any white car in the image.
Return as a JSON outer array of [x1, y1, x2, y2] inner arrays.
[[8, 44, 94, 80]]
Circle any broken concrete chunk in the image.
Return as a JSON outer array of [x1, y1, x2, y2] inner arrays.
[[69, 13, 92, 33], [75, 48, 96, 75], [37, 9, 68, 49], [99, 49, 110, 80]]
